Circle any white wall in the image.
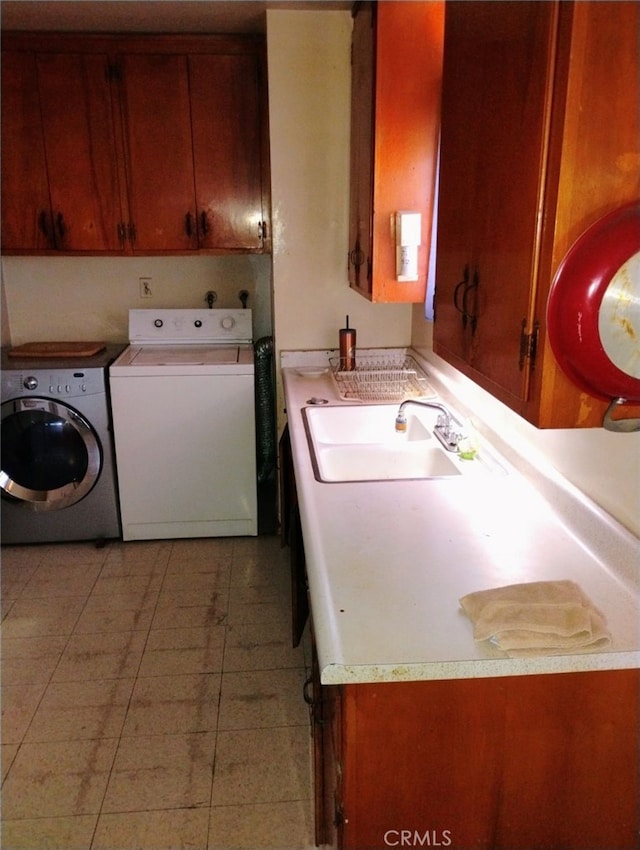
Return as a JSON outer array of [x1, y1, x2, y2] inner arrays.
[[266, 9, 412, 424], [1, 254, 272, 346]]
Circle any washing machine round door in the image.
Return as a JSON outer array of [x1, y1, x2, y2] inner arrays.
[[0, 398, 102, 511]]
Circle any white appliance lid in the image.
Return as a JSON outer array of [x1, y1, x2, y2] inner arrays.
[[128, 345, 242, 366]]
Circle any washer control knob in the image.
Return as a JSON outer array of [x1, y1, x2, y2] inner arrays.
[[154, 319, 163, 328], [194, 320, 203, 328], [24, 376, 38, 390], [221, 316, 235, 330]]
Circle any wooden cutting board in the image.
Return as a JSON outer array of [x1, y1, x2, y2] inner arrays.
[[8, 341, 107, 358]]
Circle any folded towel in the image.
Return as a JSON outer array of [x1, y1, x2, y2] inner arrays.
[[459, 580, 612, 657]]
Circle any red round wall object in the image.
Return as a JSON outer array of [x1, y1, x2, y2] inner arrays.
[[546, 201, 640, 402]]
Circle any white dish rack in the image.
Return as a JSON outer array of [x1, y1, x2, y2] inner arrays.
[[329, 354, 435, 402]]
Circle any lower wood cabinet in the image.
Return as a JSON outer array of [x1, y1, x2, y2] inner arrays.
[[312, 661, 638, 849]]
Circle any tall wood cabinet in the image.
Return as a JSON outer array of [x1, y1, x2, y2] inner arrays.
[[348, 1, 444, 303], [1, 33, 270, 256], [433, 1, 639, 428]]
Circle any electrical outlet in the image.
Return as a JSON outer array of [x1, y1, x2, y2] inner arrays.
[[139, 277, 152, 298]]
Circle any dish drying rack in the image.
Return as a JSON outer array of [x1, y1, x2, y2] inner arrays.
[[329, 354, 434, 402]]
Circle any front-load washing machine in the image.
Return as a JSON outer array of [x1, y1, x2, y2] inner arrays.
[[109, 309, 257, 541], [1, 345, 124, 544]]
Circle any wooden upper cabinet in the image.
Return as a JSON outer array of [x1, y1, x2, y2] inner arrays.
[[190, 53, 266, 251], [1, 51, 52, 251], [1, 49, 124, 252], [116, 45, 269, 253], [36, 52, 125, 252], [0, 33, 271, 256], [348, 1, 444, 303], [433, 1, 640, 428], [119, 53, 197, 252]]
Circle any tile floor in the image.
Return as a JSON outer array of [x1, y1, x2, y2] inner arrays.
[[1, 535, 315, 849]]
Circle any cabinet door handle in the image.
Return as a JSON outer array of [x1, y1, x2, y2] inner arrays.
[[127, 222, 137, 245], [55, 212, 66, 243], [349, 245, 365, 268], [38, 210, 50, 239], [454, 266, 470, 328], [303, 675, 314, 705], [258, 220, 267, 240], [463, 269, 479, 335], [117, 222, 126, 246], [200, 211, 209, 236], [184, 212, 194, 239]]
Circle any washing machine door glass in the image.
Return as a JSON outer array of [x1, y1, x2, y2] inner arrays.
[[0, 398, 101, 510]]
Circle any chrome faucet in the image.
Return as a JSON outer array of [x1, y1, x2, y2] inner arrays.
[[395, 399, 461, 452]]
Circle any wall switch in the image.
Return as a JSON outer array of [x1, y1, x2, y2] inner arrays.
[[139, 277, 152, 298]]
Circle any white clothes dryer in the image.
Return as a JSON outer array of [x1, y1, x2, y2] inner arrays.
[[109, 309, 257, 540]]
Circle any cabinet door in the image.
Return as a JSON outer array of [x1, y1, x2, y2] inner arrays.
[[434, 2, 557, 403], [1, 51, 53, 251], [36, 52, 124, 252], [119, 53, 197, 251], [348, 2, 444, 303], [190, 53, 265, 251]]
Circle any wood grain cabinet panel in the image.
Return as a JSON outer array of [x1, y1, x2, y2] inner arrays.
[[190, 53, 266, 251], [348, 1, 444, 303], [316, 669, 639, 849], [1, 49, 124, 252], [119, 52, 197, 252], [1, 51, 52, 251], [433, 1, 640, 428], [1, 33, 271, 256]]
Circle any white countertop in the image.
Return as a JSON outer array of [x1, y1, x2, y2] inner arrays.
[[282, 356, 640, 685]]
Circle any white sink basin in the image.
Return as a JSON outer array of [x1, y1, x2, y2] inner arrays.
[[304, 402, 433, 445], [302, 403, 500, 483], [314, 443, 461, 482]]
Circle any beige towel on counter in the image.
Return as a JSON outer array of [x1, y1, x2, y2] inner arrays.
[[459, 580, 612, 657]]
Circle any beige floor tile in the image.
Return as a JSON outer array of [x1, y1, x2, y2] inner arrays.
[[51, 630, 147, 682], [211, 726, 312, 807], [93, 807, 209, 849], [157, 584, 230, 614], [208, 800, 314, 849], [161, 563, 231, 590], [2, 743, 19, 781], [73, 604, 155, 635], [1, 596, 86, 639], [230, 557, 290, 590], [168, 538, 234, 565], [2, 738, 118, 818], [218, 669, 308, 730], [104, 539, 173, 570], [24, 677, 135, 743], [91, 572, 164, 598], [138, 625, 226, 676], [1, 815, 98, 849], [82, 587, 160, 613], [152, 600, 228, 631], [1, 545, 45, 572], [1, 682, 47, 743], [122, 673, 221, 736], [223, 620, 305, 672], [1, 634, 68, 685], [102, 732, 216, 812], [32, 542, 112, 565], [21, 563, 101, 598]]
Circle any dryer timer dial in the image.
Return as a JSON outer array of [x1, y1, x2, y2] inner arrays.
[[24, 376, 38, 390]]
